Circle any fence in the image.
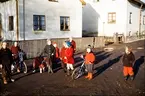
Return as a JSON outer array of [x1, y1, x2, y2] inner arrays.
[[0, 37, 105, 58]]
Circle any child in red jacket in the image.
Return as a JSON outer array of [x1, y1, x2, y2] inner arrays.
[[81, 47, 95, 80], [53, 42, 60, 65], [64, 41, 75, 76], [60, 41, 67, 73]]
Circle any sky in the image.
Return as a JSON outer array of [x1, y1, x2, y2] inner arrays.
[[141, 0, 145, 3]]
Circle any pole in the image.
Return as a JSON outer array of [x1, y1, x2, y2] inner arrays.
[[16, 0, 19, 41], [139, 4, 143, 38], [23, 0, 25, 40]]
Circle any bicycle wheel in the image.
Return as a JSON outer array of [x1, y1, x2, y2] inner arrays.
[[21, 61, 27, 73], [71, 67, 82, 80]]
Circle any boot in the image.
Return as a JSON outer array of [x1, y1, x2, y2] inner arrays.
[[70, 70, 73, 76], [130, 75, 134, 81], [3, 78, 7, 84], [88, 73, 93, 80], [40, 68, 42, 73], [124, 76, 128, 81], [67, 69, 70, 76], [17, 68, 20, 73], [85, 73, 89, 79]]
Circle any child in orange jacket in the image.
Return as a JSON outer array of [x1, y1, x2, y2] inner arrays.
[[81, 47, 95, 80]]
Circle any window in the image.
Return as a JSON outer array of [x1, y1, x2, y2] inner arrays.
[[33, 15, 45, 31], [143, 16, 145, 25], [129, 12, 132, 24], [0, 13, 1, 25], [49, 0, 58, 1], [108, 12, 116, 24], [93, 0, 99, 2], [60, 16, 70, 31], [9, 16, 14, 31]]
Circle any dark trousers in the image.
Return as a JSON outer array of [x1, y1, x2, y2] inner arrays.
[[85, 64, 93, 73], [2, 68, 11, 82], [44, 57, 53, 73]]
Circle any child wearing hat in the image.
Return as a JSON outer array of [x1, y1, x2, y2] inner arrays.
[[81, 47, 95, 80], [64, 41, 75, 76], [122, 46, 135, 81]]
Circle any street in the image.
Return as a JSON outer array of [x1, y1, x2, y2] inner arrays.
[[0, 40, 145, 96]]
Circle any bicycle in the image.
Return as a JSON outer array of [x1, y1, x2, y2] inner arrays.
[[71, 61, 87, 80], [11, 52, 27, 74]]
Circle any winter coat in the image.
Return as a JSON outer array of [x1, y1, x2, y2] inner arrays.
[[11, 45, 20, 59], [42, 44, 56, 58], [55, 47, 59, 58], [70, 40, 76, 53], [0, 48, 13, 73], [85, 52, 95, 64], [122, 52, 135, 67], [60, 46, 66, 63], [65, 47, 74, 64]]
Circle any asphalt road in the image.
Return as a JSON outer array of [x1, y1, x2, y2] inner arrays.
[[0, 40, 145, 96]]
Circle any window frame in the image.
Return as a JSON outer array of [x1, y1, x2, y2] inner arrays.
[[143, 15, 145, 25], [9, 16, 14, 31], [33, 15, 46, 31], [48, 0, 58, 2], [108, 12, 116, 24], [60, 16, 70, 31], [129, 12, 132, 24]]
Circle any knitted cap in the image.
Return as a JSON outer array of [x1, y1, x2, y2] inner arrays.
[[65, 41, 71, 47]]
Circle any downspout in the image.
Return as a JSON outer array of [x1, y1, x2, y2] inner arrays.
[[23, 0, 25, 40], [139, 4, 143, 38], [16, 0, 19, 41]]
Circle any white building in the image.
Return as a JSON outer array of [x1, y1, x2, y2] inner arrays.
[[0, 0, 82, 40], [83, 0, 145, 40]]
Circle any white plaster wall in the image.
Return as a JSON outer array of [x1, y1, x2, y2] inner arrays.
[[0, 0, 17, 40], [18, 0, 82, 40], [126, 1, 140, 36], [141, 8, 145, 33], [83, 0, 127, 37]]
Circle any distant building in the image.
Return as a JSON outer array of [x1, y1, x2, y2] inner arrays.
[[83, 0, 145, 40], [0, 0, 82, 40]]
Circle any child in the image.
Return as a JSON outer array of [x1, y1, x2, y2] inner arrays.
[[81, 47, 95, 80], [32, 56, 44, 73], [60, 41, 67, 73], [122, 46, 135, 81], [64, 41, 74, 76], [53, 42, 60, 63]]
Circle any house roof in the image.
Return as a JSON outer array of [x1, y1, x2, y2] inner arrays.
[[0, 0, 10, 3], [128, 0, 145, 6]]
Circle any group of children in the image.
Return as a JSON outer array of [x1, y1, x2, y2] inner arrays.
[[32, 37, 96, 80], [32, 37, 136, 81], [0, 37, 136, 84]]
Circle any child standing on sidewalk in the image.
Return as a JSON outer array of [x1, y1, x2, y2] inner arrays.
[[82, 47, 95, 80], [122, 46, 135, 81]]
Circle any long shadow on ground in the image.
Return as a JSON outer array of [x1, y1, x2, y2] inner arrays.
[[93, 55, 122, 78], [133, 56, 145, 79]]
